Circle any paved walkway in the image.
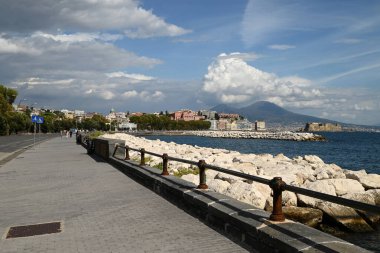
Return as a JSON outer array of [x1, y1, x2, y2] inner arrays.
[[0, 137, 249, 252]]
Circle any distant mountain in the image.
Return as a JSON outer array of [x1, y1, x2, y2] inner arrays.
[[211, 101, 339, 128]]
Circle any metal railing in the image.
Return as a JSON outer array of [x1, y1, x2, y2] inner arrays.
[[112, 143, 380, 222]]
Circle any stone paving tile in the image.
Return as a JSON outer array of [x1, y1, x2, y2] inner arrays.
[[0, 137, 249, 253]]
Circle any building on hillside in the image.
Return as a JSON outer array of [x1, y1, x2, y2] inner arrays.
[[85, 112, 101, 119], [207, 120, 218, 130], [218, 113, 240, 120], [199, 110, 217, 120], [304, 122, 342, 132], [170, 110, 205, 121], [255, 120, 266, 131], [130, 112, 144, 117], [61, 109, 75, 119], [217, 119, 229, 130], [236, 119, 253, 130]]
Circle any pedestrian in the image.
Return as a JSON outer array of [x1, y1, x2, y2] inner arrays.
[[69, 130, 72, 138]]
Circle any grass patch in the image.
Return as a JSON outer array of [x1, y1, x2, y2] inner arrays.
[[152, 162, 163, 171], [88, 131, 104, 140], [173, 167, 199, 177]]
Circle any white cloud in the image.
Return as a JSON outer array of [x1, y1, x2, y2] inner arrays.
[[0, 32, 161, 81], [202, 53, 321, 106], [122, 90, 139, 98], [33, 32, 123, 43], [268, 44, 295, 50], [217, 52, 260, 62], [0, 0, 190, 39], [99, 90, 115, 100], [106, 72, 155, 81], [140, 90, 165, 101], [319, 63, 380, 83], [0, 36, 38, 54]]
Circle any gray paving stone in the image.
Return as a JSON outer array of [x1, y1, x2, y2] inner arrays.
[[0, 137, 249, 253]]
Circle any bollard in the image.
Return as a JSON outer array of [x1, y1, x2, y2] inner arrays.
[[125, 145, 130, 160], [161, 153, 169, 176], [197, 160, 208, 189], [269, 177, 286, 222], [140, 148, 145, 166], [112, 143, 119, 157]]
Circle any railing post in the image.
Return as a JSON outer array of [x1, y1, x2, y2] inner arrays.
[[112, 143, 119, 157], [269, 177, 286, 222], [197, 160, 208, 189], [161, 153, 169, 176], [140, 148, 145, 166], [125, 145, 130, 160]]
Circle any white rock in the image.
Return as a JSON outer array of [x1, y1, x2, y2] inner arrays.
[[344, 169, 367, 181], [297, 180, 336, 207], [215, 172, 242, 184], [208, 179, 230, 193], [357, 174, 380, 189], [181, 174, 198, 185], [224, 181, 267, 209], [304, 155, 325, 165], [326, 179, 365, 196], [282, 191, 298, 206], [366, 189, 380, 205]]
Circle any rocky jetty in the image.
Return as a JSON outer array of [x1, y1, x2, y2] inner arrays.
[[182, 130, 325, 141], [103, 133, 380, 232]]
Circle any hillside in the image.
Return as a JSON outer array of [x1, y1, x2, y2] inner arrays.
[[211, 101, 339, 128]]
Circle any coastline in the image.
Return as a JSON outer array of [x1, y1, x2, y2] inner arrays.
[[103, 132, 380, 235], [133, 130, 326, 141]]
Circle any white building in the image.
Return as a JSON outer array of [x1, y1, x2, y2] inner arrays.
[[118, 122, 137, 131], [255, 120, 266, 131]]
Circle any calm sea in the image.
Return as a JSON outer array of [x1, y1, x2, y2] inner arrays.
[[144, 132, 380, 252], [145, 132, 380, 174]]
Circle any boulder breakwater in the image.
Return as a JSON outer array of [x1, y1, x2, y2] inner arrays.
[[163, 130, 325, 141], [102, 133, 380, 233]]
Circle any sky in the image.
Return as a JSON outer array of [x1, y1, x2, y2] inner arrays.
[[0, 0, 380, 125]]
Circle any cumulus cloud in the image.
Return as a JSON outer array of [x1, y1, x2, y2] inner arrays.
[[202, 53, 322, 107], [0, 0, 190, 38]]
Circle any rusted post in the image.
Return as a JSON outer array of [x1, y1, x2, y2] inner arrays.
[[197, 160, 208, 189], [112, 143, 119, 157], [140, 148, 145, 166], [161, 153, 169, 176], [124, 145, 130, 160], [269, 177, 286, 222]]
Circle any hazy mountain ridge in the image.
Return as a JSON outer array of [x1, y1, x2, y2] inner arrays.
[[211, 101, 340, 128]]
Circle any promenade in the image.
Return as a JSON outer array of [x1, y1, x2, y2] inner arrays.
[[0, 137, 249, 252]]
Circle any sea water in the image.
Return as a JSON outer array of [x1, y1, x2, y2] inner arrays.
[[145, 132, 380, 252]]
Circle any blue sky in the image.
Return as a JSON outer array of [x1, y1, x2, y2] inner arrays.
[[0, 0, 379, 125]]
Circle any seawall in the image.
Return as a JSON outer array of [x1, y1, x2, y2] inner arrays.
[[88, 137, 372, 253]]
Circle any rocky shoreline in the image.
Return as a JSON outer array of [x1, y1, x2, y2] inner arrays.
[[137, 130, 325, 141], [184, 130, 325, 141], [102, 133, 380, 233]]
